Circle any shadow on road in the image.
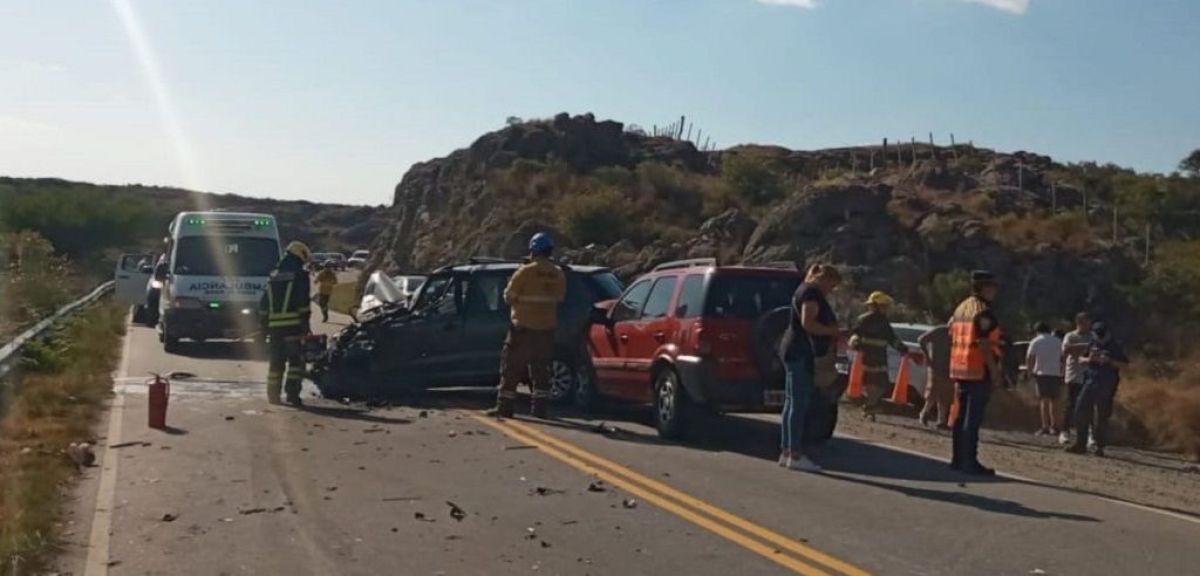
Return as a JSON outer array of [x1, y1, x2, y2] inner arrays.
[[822, 473, 1101, 522], [172, 341, 268, 361], [300, 404, 413, 425]]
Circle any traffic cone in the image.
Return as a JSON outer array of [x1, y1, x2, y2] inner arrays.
[[846, 354, 864, 400], [890, 354, 911, 404]]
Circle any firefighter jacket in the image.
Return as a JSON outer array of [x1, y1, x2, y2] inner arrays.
[[504, 257, 566, 331], [260, 253, 311, 332], [949, 295, 1002, 382], [851, 311, 906, 373]]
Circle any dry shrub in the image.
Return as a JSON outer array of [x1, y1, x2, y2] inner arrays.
[[990, 211, 1097, 253], [1119, 358, 1200, 460], [0, 303, 125, 572]]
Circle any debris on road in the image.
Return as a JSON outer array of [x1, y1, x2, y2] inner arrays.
[[238, 507, 268, 515], [587, 481, 607, 493], [560, 520, 578, 526], [160, 513, 178, 522], [110, 441, 151, 449], [382, 496, 422, 502], [363, 427, 384, 434], [622, 499, 638, 509], [525, 527, 537, 539], [504, 444, 536, 451], [448, 430, 458, 438], [540, 540, 551, 548], [414, 512, 435, 522], [593, 422, 618, 436], [419, 410, 429, 418], [531, 486, 565, 496], [224, 416, 235, 421], [446, 501, 467, 522], [67, 442, 96, 468]]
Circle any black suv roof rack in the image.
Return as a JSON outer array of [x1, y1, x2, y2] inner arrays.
[[468, 256, 523, 265], [750, 261, 801, 271], [652, 258, 717, 272]]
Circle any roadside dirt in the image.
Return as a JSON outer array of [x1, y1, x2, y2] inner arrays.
[[836, 405, 1200, 518]]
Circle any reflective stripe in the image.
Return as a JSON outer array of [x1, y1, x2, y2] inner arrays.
[[857, 337, 890, 348], [861, 365, 888, 373], [498, 390, 518, 399], [269, 320, 301, 328]]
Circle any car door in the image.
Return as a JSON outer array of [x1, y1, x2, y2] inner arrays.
[[114, 253, 153, 306], [616, 276, 678, 403], [407, 273, 468, 384], [460, 270, 516, 381], [589, 278, 652, 399]]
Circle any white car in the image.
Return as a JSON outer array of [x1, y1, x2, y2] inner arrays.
[[347, 249, 370, 269], [840, 322, 936, 400], [358, 271, 405, 317], [392, 275, 426, 306]]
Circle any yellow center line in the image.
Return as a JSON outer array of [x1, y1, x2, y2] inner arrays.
[[496, 416, 871, 576], [473, 415, 830, 576]]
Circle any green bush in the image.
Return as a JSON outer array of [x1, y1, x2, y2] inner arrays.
[[0, 184, 155, 259], [920, 270, 971, 322], [722, 154, 785, 207], [558, 188, 630, 246]]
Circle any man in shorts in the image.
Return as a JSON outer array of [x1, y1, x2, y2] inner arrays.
[[1060, 313, 1092, 444], [1025, 322, 1064, 436]]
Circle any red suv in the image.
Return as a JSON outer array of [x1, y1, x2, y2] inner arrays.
[[580, 259, 843, 440]]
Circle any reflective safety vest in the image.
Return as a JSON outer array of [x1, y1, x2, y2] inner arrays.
[[266, 271, 309, 329], [949, 295, 1002, 382]]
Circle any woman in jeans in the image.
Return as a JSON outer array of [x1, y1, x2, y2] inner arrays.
[[778, 264, 842, 472]]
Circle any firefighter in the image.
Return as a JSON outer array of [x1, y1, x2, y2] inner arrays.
[[314, 262, 338, 322], [948, 270, 1003, 476], [849, 291, 907, 421], [489, 232, 566, 419], [261, 240, 312, 406]]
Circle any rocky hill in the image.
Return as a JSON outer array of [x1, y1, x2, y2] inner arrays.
[[371, 113, 1200, 341]]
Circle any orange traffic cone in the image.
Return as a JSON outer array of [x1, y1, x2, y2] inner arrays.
[[846, 354, 864, 400], [890, 354, 911, 404]]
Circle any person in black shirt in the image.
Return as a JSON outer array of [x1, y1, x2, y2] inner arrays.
[[1066, 322, 1128, 457], [777, 264, 841, 473]]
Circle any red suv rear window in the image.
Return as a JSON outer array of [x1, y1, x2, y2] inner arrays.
[[702, 273, 802, 319]]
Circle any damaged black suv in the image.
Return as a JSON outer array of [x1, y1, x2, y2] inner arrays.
[[312, 258, 624, 401]]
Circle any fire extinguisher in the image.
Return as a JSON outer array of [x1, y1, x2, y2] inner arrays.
[[148, 373, 170, 429]]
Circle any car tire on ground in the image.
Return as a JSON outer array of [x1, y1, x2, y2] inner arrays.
[[572, 361, 599, 413], [163, 335, 181, 354], [653, 367, 691, 440], [132, 305, 145, 324]]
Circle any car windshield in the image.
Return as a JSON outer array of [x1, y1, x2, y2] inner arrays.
[[411, 273, 451, 310], [589, 272, 625, 300], [703, 274, 801, 319], [172, 236, 279, 276]]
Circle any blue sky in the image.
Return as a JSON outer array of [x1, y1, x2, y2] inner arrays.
[[1, 0, 1197, 205]]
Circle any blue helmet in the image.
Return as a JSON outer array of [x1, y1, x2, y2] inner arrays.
[[529, 232, 554, 254]]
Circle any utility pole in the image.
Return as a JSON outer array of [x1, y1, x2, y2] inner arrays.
[[678, 115, 686, 139], [1112, 205, 1119, 244]]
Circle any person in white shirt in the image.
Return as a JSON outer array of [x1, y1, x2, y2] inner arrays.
[[1025, 322, 1064, 436], [1060, 313, 1093, 444]]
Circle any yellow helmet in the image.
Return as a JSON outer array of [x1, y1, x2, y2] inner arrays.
[[866, 291, 894, 306], [286, 240, 311, 262]]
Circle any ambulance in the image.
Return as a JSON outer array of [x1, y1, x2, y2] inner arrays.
[[156, 212, 281, 352]]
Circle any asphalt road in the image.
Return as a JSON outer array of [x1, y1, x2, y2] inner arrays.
[[57, 310, 1200, 576]]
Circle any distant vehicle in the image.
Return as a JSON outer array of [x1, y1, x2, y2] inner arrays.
[[836, 322, 933, 403], [156, 212, 281, 352], [311, 252, 347, 271], [347, 250, 371, 269], [582, 259, 842, 441], [313, 258, 624, 402]]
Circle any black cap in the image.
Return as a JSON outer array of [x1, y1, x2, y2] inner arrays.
[[971, 270, 997, 284]]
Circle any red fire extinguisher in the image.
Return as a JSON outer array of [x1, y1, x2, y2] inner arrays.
[[148, 373, 170, 429]]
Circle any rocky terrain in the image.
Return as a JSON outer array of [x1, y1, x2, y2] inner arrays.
[[372, 113, 1144, 335]]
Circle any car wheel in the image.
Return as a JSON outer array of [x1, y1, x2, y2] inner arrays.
[[164, 335, 181, 354], [131, 305, 145, 324], [654, 368, 690, 440], [547, 358, 576, 405], [573, 362, 599, 413]]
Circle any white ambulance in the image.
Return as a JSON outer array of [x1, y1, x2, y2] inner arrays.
[[156, 211, 281, 352]]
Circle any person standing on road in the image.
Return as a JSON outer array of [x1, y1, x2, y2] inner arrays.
[[1060, 313, 1092, 445], [1066, 322, 1128, 457], [261, 241, 313, 406], [489, 233, 566, 419], [1025, 322, 1064, 436], [314, 262, 338, 322], [849, 291, 906, 422], [917, 324, 953, 429], [948, 270, 1003, 476], [777, 264, 842, 473]]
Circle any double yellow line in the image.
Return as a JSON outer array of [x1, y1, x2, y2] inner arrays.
[[474, 414, 870, 576]]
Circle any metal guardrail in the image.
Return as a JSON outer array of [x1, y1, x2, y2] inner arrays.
[[0, 280, 115, 379]]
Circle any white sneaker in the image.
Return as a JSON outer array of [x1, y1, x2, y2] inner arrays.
[[787, 456, 822, 473], [778, 454, 788, 467], [1058, 431, 1071, 445], [1088, 433, 1097, 450]]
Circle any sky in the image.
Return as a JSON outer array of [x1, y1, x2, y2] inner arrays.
[[1, 0, 1197, 205]]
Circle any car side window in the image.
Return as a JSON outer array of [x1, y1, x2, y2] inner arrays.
[[430, 275, 467, 317], [641, 277, 678, 320], [675, 275, 705, 319], [612, 279, 652, 323], [464, 272, 512, 317]]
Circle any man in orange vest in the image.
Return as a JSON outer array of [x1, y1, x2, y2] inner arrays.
[[948, 270, 1003, 476]]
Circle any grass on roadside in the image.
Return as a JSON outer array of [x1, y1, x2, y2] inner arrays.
[[0, 302, 125, 575]]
